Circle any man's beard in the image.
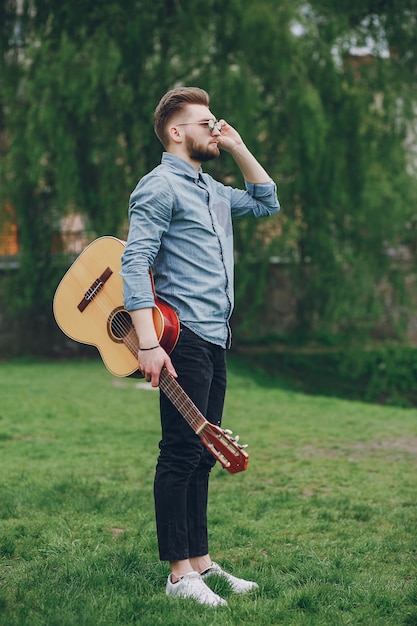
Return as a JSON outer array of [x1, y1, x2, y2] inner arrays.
[[185, 136, 220, 163]]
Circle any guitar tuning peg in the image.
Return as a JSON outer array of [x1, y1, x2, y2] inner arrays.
[[223, 429, 233, 435], [233, 435, 240, 443], [239, 444, 249, 449]]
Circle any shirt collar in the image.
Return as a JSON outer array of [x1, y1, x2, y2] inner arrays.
[[161, 152, 202, 182]]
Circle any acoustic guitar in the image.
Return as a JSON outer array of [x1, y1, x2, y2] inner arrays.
[[53, 236, 249, 474]]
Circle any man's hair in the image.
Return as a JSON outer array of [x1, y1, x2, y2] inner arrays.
[[154, 87, 210, 148]]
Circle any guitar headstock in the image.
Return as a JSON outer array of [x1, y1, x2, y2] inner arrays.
[[199, 422, 249, 474]]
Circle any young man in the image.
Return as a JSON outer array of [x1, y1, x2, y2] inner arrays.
[[121, 87, 279, 607]]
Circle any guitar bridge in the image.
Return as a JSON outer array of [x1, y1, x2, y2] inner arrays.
[[78, 267, 113, 312]]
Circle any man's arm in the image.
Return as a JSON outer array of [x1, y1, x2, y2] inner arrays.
[[121, 175, 177, 386], [130, 307, 177, 387], [218, 120, 272, 184]]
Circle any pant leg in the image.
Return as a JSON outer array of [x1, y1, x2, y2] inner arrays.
[[153, 326, 226, 562], [187, 342, 226, 558]]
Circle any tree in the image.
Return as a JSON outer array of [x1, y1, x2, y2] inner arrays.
[[229, 0, 417, 341], [1, 0, 417, 351]]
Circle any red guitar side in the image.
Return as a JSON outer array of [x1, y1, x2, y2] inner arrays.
[[53, 236, 249, 474]]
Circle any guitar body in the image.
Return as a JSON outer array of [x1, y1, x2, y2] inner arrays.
[[53, 236, 248, 474], [53, 236, 179, 377]]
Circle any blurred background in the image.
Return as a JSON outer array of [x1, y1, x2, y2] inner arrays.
[[1, 0, 417, 402]]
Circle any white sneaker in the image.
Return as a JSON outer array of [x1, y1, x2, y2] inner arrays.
[[166, 572, 228, 607], [201, 562, 259, 594]]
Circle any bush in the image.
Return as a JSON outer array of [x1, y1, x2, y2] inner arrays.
[[233, 345, 417, 407]]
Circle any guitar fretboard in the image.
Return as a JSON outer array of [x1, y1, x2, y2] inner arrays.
[[122, 331, 206, 433], [122, 334, 247, 473], [159, 368, 207, 434]]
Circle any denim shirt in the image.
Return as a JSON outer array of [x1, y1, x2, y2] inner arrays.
[[121, 152, 280, 348]]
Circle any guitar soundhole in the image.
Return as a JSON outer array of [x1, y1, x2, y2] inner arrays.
[[108, 307, 133, 343]]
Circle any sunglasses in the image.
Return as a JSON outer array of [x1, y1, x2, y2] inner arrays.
[[176, 119, 223, 133]]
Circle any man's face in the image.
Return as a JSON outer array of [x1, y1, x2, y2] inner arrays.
[[172, 104, 222, 163]]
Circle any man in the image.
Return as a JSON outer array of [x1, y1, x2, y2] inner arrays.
[[121, 87, 279, 607]]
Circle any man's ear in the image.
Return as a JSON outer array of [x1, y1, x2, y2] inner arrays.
[[168, 124, 183, 144]]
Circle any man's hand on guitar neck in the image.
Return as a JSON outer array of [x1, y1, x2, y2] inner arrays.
[[130, 308, 177, 387], [138, 344, 177, 387]]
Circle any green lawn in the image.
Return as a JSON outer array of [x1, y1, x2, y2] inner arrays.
[[0, 357, 416, 625]]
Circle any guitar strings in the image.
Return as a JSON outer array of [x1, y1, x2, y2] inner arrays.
[[73, 270, 140, 359], [76, 278, 244, 467], [160, 370, 206, 431], [64, 256, 246, 471], [79, 279, 205, 431], [74, 273, 216, 432]]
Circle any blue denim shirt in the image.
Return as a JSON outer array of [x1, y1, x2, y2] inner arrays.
[[121, 152, 280, 348]]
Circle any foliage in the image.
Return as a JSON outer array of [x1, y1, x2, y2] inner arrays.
[[1, 0, 417, 344], [0, 358, 417, 624], [236, 344, 417, 407], [272, 1, 417, 338]]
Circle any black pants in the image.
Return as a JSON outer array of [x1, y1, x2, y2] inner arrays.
[[153, 326, 227, 562]]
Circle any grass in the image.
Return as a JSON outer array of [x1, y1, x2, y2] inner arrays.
[[0, 356, 416, 625]]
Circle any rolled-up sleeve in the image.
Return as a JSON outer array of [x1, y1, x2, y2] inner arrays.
[[230, 180, 280, 219]]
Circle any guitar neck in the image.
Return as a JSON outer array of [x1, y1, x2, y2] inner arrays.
[[159, 368, 207, 434], [159, 368, 248, 474]]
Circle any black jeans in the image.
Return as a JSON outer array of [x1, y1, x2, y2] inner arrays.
[[153, 325, 227, 562]]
